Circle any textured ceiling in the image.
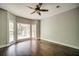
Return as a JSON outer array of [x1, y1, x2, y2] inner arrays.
[[0, 3, 79, 20]]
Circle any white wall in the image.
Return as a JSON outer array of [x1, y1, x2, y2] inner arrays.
[[0, 9, 7, 47], [41, 7, 79, 49]]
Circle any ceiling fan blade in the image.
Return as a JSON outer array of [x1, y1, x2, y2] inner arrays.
[[31, 10, 36, 14], [26, 6, 35, 10], [36, 3, 42, 8], [37, 11, 41, 15], [38, 3, 42, 7], [40, 9, 48, 12]]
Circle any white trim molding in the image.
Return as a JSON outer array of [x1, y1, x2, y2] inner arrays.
[[0, 44, 9, 48], [0, 41, 16, 48], [42, 39, 79, 50]]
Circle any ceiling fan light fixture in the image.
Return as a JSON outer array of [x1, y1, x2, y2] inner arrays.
[[26, 3, 48, 16]]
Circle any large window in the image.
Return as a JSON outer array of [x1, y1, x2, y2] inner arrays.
[[17, 23, 30, 40], [32, 24, 36, 39], [9, 20, 14, 43]]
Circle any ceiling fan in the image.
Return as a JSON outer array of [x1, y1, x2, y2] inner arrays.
[[26, 3, 48, 16]]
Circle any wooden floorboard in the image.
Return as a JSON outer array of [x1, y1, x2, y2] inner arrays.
[[0, 39, 79, 56]]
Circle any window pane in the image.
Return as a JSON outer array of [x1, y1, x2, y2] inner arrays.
[[17, 23, 30, 40], [32, 24, 36, 39], [9, 20, 14, 43]]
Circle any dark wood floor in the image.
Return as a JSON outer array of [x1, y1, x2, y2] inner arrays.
[[0, 39, 79, 56]]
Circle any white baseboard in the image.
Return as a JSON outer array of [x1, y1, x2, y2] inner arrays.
[[1, 39, 79, 50], [0, 41, 15, 48], [0, 44, 8, 48], [42, 39, 79, 50]]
